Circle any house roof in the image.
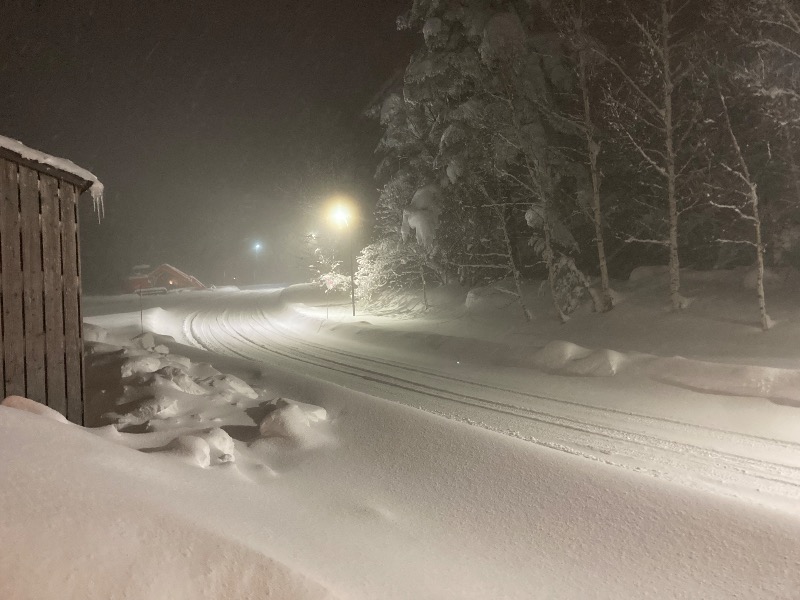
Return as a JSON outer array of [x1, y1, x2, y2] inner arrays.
[[0, 134, 104, 215]]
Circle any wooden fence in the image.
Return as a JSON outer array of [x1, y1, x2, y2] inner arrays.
[[0, 151, 89, 424]]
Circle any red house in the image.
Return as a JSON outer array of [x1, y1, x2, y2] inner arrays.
[[124, 264, 205, 293]]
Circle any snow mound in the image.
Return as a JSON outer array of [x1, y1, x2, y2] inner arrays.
[[83, 323, 108, 343], [259, 399, 329, 448], [628, 265, 670, 282], [121, 355, 163, 378], [162, 435, 211, 468], [653, 357, 800, 407], [742, 266, 788, 290], [198, 427, 236, 464], [202, 374, 258, 400], [115, 396, 179, 427], [156, 366, 210, 396], [1, 396, 70, 424], [166, 354, 193, 369], [532, 341, 626, 377], [465, 282, 517, 311], [132, 332, 157, 350]]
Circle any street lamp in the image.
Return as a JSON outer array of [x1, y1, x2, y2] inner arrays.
[[252, 241, 263, 284], [329, 200, 356, 317]]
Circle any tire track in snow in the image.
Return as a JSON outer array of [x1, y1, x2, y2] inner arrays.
[[183, 292, 800, 509]]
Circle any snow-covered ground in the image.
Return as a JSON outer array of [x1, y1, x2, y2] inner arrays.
[[3, 267, 800, 598]]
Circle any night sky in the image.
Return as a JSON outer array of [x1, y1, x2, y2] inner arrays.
[[0, 0, 414, 291]]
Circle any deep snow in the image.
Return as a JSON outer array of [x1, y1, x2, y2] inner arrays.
[[3, 267, 800, 599]]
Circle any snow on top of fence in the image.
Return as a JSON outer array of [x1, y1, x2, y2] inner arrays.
[[0, 134, 104, 217]]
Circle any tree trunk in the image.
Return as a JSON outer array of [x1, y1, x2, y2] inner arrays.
[[720, 91, 772, 330], [752, 192, 772, 331], [420, 264, 429, 310], [543, 220, 569, 324], [662, 0, 684, 311], [577, 25, 613, 312], [493, 205, 532, 321]]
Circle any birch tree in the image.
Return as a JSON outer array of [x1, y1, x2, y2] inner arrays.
[[711, 88, 773, 330], [599, 0, 706, 310], [729, 0, 800, 263]]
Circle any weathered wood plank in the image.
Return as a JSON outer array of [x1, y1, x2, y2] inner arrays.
[[1, 158, 25, 397], [0, 160, 6, 397], [76, 188, 86, 425], [40, 174, 66, 415], [20, 166, 46, 403], [61, 183, 83, 424]]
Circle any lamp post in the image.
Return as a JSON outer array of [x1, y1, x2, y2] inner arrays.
[[331, 203, 356, 317]]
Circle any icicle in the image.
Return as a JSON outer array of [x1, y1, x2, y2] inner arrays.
[[90, 181, 105, 223]]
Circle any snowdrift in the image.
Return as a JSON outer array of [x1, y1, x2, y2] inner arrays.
[[0, 408, 336, 600], [531, 341, 628, 377], [652, 356, 800, 407]]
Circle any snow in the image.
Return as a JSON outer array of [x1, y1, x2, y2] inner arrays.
[[258, 399, 330, 449], [532, 340, 627, 377], [0, 395, 70, 424], [0, 133, 104, 215], [4, 267, 800, 598], [0, 409, 335, 600], [401, 183, 443, 248], [653, 356, 800, 407], [3, 355, 800, 598]]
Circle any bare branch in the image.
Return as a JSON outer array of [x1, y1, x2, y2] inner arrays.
[[625, 236, 670, 246]]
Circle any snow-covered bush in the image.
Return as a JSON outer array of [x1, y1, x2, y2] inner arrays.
[[355, 239, 431, 304], [310, 248, 350, 294]]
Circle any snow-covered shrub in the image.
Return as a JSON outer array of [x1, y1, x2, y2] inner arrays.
[[548, 255, 589, 316], [355, 239, 423, 304], [526, 204, 595, 319], [357, 233, 449, 304], [310, 248, 350, 294]]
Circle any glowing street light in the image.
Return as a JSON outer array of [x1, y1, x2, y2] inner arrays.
[[251, 241, 263, 284], [328, 199, 357, 317], [331, 203, 350, 228]]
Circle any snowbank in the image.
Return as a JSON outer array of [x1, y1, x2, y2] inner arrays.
[[1, 396, 70, 424], [531, 341, 628, 377], [653, 356, 800, 407], [0, 408, 336, 600]]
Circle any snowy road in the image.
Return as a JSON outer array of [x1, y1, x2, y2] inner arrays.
[[172, 289, 800, 510]]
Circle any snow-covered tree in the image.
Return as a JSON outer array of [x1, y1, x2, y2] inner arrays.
[[366, 0, 605, 321], [722, 0, 800, 266], [708, 86, 773, 330], [310, 247, 350, 294]]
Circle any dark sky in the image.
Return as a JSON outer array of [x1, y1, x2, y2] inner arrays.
[[0, 0, 414, 291]]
